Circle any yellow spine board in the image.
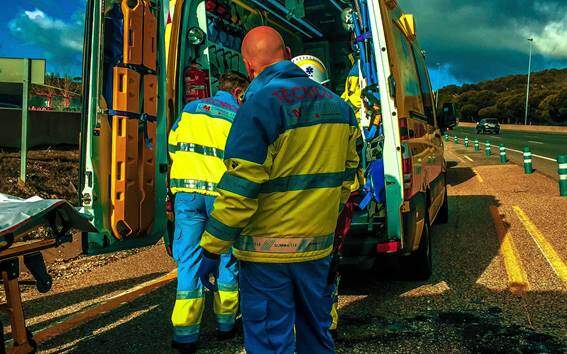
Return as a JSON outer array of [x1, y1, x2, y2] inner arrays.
[[111, 67, 141, 238], [122, 0, 144, 65], [138, 74, 158, 234], [143, 1, 157, 71]]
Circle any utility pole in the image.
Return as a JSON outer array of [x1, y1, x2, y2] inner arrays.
[[524, 38, 534, 125]]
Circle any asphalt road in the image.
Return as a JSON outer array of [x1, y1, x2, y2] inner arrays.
[[449, 126, 567, 179], [451, 126, 567, 160], [2, 145, 566, 353]]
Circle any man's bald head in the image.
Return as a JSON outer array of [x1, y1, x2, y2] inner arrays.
[[241, 26, 291, 79]]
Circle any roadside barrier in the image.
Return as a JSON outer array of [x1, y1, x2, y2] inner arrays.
[[474, 139, 480, 152], [523, 147, 533, 174], [499, 144, 507, 163], [454, 136, 458, 144], [464, 137, 469, 148], [558, 155, 567, 197], [485, 141, 491, 157]]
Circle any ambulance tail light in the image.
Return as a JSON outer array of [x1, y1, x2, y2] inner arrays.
[[376, 241, 401, 254]]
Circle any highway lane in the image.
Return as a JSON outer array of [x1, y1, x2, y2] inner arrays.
[[451, 126, 567, 160], [449, 126, 566, 179]]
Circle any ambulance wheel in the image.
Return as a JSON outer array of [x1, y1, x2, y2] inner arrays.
[[401, 216, 432, 280]]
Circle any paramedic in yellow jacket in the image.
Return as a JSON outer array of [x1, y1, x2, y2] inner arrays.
[[168, 71, 249, 352], [197, 26, 359, 353]]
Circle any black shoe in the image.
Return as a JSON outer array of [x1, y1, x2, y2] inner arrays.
[[217, 328, 237, 341], [172, 340, 197, 354]]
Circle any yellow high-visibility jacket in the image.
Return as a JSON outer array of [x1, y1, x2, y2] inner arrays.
[[341, 61, 362, 119], [168, 91, 239, 196], [200, 61, 359, 263]]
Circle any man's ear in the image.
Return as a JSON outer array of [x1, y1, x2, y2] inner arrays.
[[285, 47, 292, 60], [243, 59, 255, 80], [231, 87, 244, 104]]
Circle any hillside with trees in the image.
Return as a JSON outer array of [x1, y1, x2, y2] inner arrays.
[[438, 68, 567, 125]]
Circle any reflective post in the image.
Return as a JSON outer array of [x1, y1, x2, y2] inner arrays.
[[558, 155, 567, 197], [485, 141, 491, 157], [464, 136, 469, 148], [523, 147, 533, 174], [474, 139, 480, 152], [444, 133, 449, 142], [454, 136, 458, 144], [499, 144, 507, 163]]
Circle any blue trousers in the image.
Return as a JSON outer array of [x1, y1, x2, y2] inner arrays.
[[171, 193, 239, 344], [239, 257, 335, 354]]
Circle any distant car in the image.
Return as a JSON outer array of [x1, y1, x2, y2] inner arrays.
[[476, 118, 500, 134]]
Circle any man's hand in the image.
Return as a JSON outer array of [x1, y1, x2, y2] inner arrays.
[[198, 249, 221, 291]]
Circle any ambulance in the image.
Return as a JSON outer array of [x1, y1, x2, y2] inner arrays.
[[80, 0, 457, 279]]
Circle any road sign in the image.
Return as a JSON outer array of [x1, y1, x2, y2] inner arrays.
[[0, 58, 45, 85]]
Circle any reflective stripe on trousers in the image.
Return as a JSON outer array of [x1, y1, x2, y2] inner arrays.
[[171, 193, 239, 344]]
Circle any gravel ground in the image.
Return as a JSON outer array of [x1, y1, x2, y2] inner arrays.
[[2, 145, 565, 353]]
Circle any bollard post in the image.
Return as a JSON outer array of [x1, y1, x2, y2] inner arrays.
[[485, 141, 491, 157], [499, 144, 507, 163], [558, 155, 567, 197], [464, 137, 469, 148], [444, 134, 449, 142], [454, 136, 458, 144], [523, 147, 533, 174], [474, 139, 480, 152]]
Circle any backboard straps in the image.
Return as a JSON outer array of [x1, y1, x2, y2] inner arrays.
[[0, 58, 46, 84]]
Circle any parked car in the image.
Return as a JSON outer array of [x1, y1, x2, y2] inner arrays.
[[476, 118, 500, 134]]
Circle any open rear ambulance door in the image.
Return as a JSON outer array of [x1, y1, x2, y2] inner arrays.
[[79, 0, 169, 255], [366, 0, 404, 242]]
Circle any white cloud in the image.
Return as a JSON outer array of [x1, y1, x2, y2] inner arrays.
[[530, 14, 567, 58], [8, 8, 84, 73]]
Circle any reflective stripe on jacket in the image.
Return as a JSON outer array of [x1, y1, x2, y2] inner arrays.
[[168, 91, 238, 196], [200, 61, 360, 263]]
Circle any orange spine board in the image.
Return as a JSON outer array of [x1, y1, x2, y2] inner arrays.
[[112, 67, 141, 112], [111, 116, 141, 238], [122, 0, 144, 65], [143, 2, 157, 71], [138, 74, 158, 234]]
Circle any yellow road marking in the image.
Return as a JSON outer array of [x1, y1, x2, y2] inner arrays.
[[463, 155, 474, 162], [472, 168, 484, 183], [490, 206, 529, 294], [513, 206, 567, 284]]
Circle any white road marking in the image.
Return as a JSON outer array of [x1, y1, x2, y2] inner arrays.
[[528, 140, 544, 145], [463, 155, 474, 162]]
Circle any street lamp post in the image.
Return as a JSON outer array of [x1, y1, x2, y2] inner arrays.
[[524, 38, 534, 125], [435, 62, 441, 108]]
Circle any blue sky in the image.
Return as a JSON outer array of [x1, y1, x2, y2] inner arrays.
[[2, 0, 567, 88], [0, 0, 85, 77]]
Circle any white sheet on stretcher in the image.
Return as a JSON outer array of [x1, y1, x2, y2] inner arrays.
[[0, 193, 97, 239]]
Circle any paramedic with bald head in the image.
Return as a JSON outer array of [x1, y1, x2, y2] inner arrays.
[[197, 26, 359, 353]]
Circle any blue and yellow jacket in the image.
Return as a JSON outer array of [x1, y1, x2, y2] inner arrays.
[[168, 91, 239, 196], [200, 61, 360, 263], [341, 61, 362, 118]]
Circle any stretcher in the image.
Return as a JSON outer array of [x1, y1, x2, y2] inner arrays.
[[0, 194, 96, 353], [108, 0, 158, 239]]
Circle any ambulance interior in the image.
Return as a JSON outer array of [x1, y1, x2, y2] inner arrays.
[[172, 0, 357, 107]]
